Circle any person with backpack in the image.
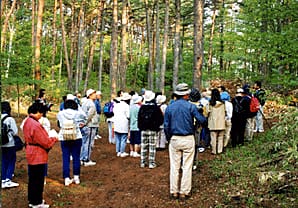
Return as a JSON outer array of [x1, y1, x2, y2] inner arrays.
[[57, 95, 87, 186], [231, 88, 250, 147], [253, 81, 266, 133], [1, 101, 19, 189], [94, 91, 102, 140], [164, 83, 206, 200], [138, 90, 164, 169]]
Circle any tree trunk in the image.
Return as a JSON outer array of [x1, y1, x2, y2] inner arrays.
[[154, 0, 161, 91], [84, 1, 103, 93], [207, 3, 217, 73], [160, 0, 169, 94], [193, 0, 204, 90], [173, 0, 181, 90], [120, 0, 128, 91], [51, 0, 58, 80], [98, 1, 106, 91], [144, 0, 154, 90], [34, 0, 45, 93], [1, 0, 16, 52], [219, 0, 225, 71], [110, 0, 118, 98], [59, 0, 72, 90]]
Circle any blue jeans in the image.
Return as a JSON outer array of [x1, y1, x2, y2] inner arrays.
[[1, 146, 16, 180], [61, 139, 82, 178], [115, 132, 128, 153], [80, 126, 90, 161]]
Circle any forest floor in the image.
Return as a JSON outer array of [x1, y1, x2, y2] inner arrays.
[[2, 112, 225, 208]]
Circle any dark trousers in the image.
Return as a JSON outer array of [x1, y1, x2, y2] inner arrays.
[[231, 116, 247, 147], [28, 164, 46, 205], [1, 146, 16, 181]]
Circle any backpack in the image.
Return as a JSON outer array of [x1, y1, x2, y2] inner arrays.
[[1, 115, 11, 145], [233, 98, 244, 114], [103, 102, 114, 118], [249, 95, 260, 113], [61, 119, 77, 140]]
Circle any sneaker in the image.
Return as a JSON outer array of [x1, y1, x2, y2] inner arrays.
[[140, 163, 146, 168], [83, 160, 96, 166], [198, 147, 205, 153], [2, 179, 7, 188], [73, 175, 80, 185], [133, 152, 141, 157], [130, 151, 134, 157], [94, 135, 102, 140], [29, 203, 50, 208], [253, 129, 258, 133], [192, 165, 197, 170], [64, 177, 73, 186], [149, 164, 157, 169], [117, 152, 121, 157], [259, 129, 264, 133], [5, 180, 19, 188], [120, 152, 129, 157]]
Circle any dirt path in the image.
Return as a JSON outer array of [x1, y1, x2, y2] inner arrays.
[[2, 115, 223, 208]]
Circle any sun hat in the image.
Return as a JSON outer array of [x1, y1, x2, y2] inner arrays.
[[86, 89, 96, 98], [156, 95, 166, 104], [121, 92, 132, 101], [143, 90, 155, 102], [174, 83, 191, 96], [236, 88, 244, 93], [132, 95, 143, 104], [66, 94, 75, 100], [220, 91, 230, 101]]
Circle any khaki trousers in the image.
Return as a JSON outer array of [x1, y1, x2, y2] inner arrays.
[[169, 135, 194, 195], [210, 130, 225, 154], [224, 120, 232, 147]]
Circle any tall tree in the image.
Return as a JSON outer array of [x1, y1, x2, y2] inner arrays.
[[98, 1, 106, 91], [154, 0, 161, 91], [207, 1, 217, 73], [120, 0, 129, 91], [173, 0, 181, 89], [59, 0, 72, 90], [51, 0, 58, 80], [160, 0, 169, 94], [193, 0, 204, 90], [110, 0, 118, 97], [34, 0, 45, 93]]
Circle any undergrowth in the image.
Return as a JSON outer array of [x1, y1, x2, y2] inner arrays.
[[209, 107, 298, 208]]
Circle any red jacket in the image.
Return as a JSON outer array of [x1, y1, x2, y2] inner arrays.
[[23, 115, 57, 165]]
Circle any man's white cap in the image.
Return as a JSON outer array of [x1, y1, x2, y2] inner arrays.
[[96, 91, 102, 95], [86, 89, 96, 97]]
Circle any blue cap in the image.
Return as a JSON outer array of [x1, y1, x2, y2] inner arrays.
[[220, 91, 230, 101]]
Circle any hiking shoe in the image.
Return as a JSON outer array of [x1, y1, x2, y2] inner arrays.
[[149, 164, 157, 169], [64, 177, 73, 186], [73, 175, 80, 185], [179, 193, 191, 201], [133, 152, 141, 157], [4, 180, 19, 188], [83, 160, 96, 166], [120, 152, 129, 157], [170, 193, 179, 200]]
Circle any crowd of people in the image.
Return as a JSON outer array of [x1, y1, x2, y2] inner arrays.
[[1, 81, 266, 206]]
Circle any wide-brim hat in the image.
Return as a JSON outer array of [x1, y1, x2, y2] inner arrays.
[[86, 89, 96, 98], [66, 94, 75, 100], [174, 83, 191, 96], [132, 95, 143, 104], [121, 92, 132, 101], [156, 95, 166, 104], [143, 90, 155, 102]]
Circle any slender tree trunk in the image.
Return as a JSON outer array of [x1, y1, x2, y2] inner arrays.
[[32, 0, 36, 90], [154, 0, 161, 91], [120, 0, 128, 91], [34, 0, 45, 93], [160, 0, 169, 94], [1, 0, 16, 52], [219, 0, 224, 71], [173, 0, 181, 89], [59, 0, 72, 90], [84, 1, 103, 92], [76, 2, 86, 93], [110, 0, 118, 97], [98, 1, 106, 91], [193, 0, 204, 90], [144, 0, 154, 90], [207, 3, 217, 73], [51, 0, 58, 80]]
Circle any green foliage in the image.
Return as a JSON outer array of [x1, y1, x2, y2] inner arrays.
[[207, 107, 298, 207]]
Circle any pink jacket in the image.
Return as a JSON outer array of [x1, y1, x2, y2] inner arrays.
[[23, 115, 57, 165]]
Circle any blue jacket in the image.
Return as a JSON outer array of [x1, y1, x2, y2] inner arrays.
[[164, 98, 206, 140]]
